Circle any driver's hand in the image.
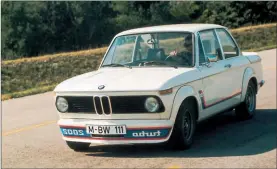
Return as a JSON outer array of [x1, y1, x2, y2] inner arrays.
[[169, 50, 177, 56]]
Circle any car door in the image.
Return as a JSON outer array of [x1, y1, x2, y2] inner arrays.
[[215, 28, 250, 105], [197, 29, 237, 120]]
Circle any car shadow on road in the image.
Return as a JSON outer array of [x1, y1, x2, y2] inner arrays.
[[85, 109, 276, 158]]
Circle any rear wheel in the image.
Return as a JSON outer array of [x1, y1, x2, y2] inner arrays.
[[66, 141, 90, 152], [235, 81, 256, 120], [167, 99, 197, 150]]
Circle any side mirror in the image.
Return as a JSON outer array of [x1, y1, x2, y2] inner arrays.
[[207, 54, 218, 62]]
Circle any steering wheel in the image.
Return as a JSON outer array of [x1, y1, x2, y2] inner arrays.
[[165, 55, 174, 61], [165, 52, 191, 65]]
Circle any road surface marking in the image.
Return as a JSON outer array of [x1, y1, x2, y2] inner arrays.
[[2, 120, 56, 136]]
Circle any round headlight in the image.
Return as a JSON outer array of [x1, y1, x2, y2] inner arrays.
[[56, 97, 68, 112], [144, 97, 160, 112]]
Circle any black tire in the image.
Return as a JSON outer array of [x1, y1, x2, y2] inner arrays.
[[66, 141, 90, 152], [235, 80, 256, 120], [167, 98, 197, 150]]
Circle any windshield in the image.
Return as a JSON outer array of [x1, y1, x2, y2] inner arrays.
[[101, 32, 194, 68]]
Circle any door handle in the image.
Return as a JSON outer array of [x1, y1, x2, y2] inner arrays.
[[201, 62, 212, 68], [224, 64, 232, 68]]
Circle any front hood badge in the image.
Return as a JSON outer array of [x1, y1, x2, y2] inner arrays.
[[98, 85, 105, 90]]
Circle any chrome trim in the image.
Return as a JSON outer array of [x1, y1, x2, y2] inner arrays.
[[107, 96, 113, 115], [192, 33, 195, 67], [93, 95, 112, 116], [214, 29, 225, 60], [102, 95, 112, 116], [197, 31, 208, 63], [93, 96, 100, 115], [131, 36, 139, 63], [194, 32, 199, 67], [99, 96, 105, 115]]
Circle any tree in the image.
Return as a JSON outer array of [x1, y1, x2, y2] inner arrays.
[[1, 1, 276, 60], [169, 1, 200, 23]]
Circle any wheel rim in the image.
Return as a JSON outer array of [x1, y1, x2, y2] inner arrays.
[[245, 86, 255, 113], [183, 109, 192, 140]]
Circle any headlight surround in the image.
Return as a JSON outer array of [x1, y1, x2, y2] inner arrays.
[[56, 97, 69, 113], [144, 97, 160, 112]]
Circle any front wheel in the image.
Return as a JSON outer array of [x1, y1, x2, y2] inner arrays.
[[167, 99, 197, 150], [66, 141, 90, 152], [235, 81, 256, 120]]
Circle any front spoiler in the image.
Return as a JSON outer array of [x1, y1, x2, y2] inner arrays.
[[58, 119, 173, 145]]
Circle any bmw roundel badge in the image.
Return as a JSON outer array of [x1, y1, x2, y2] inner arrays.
[[98, 85, 105, 90]]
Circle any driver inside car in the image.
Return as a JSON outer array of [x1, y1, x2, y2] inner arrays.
[[167, 34, 193, 66]]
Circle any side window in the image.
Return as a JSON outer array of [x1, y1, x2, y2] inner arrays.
[[199, 30, 223, 60], [198, 35, 206, 64], [216, 29, 239, 59]]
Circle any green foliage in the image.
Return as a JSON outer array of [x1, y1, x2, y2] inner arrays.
[[1, 1, 114, 60], [169, 2, 201, 23], [198, 2, 277, 28], [1, 1, 276, 60]]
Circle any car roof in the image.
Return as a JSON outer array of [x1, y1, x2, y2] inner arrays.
[[116, 24, 227, 37]]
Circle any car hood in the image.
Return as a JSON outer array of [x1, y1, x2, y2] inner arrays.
[[54, 67, 197, 92]]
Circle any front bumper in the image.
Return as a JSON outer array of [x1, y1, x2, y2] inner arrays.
[[58, 119, 174, 145]]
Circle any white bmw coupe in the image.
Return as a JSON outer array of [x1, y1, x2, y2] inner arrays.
[[54, 24, 265, 151]]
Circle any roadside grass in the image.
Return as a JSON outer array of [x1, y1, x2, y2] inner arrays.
[[2, 54, 102, 96], [2, 23, 277, 100], [245, 45, 277, 52], [232, 24, 276, 51], [1, 84, 57, 101], [3, 47, 108, 65], [230, 23, 277, 33]]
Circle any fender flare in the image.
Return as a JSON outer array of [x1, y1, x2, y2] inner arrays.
[[169, 85, 201, 123], [241, 67, 257, 102]]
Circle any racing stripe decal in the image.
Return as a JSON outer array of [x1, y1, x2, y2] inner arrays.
[[59, 126, 172, 140], [199, 90, 241, 109]]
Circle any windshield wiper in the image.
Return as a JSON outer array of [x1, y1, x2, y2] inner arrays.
[[102, 63, 132, 69], [140, 61, 178, 68]]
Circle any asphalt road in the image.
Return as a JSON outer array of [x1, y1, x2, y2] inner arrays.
[[2, 49, 276, 168]]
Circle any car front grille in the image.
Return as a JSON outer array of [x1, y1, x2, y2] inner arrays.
[[110, 96, 151, 113], [62, 95, 164, 114], [93, 96, 112, 115], [67, 96, 95, 113]]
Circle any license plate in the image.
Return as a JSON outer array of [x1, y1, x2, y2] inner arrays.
[[86, 125, 127, 135]]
